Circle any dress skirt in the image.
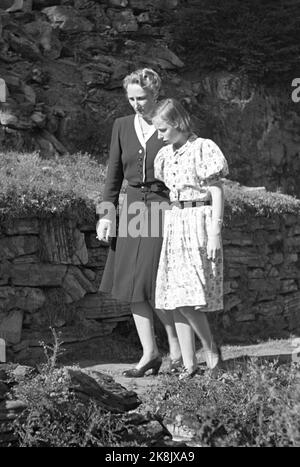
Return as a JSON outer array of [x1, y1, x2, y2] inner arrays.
[[99, 185, 170, 303], [155, 205, 224, 311]]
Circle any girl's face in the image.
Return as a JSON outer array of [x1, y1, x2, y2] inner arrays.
[[153, 117, 186, 146], [126, 84, 156, 119]]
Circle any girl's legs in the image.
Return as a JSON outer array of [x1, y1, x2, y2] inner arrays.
[[154, 308, 182, 362], [178, 306, 219, 369], [173, 308, 197, 371]]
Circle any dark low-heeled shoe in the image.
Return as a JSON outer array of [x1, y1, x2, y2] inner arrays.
[[122, 356, 162, 378], [169, 357, 183, 374], [178, 365, 198, 381]]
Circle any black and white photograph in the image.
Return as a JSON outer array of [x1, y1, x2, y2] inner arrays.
[[0, 0, 299, 450]]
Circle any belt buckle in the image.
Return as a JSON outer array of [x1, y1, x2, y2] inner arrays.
[[171, 201, 183, 209]]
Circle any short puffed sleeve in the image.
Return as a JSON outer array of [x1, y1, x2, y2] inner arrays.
[[196, 138, 229, 183], [154, 148, 166, 182]]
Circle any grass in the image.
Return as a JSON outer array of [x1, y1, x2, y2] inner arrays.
[[0, 151, 107, 224], [0, 152, 299, 226]]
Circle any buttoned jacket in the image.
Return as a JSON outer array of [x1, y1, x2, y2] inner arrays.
[[102, 114, 165, 207]]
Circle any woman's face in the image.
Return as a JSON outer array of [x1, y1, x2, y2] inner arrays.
[[126, 83, 156, 119], [153, 117, 185, 146]]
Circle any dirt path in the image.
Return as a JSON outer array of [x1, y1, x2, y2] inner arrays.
[[78, 337, 300, 397]]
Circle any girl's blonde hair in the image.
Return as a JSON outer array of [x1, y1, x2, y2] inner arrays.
[[152, 98, 193, 134], [123, 68, 161, 99]]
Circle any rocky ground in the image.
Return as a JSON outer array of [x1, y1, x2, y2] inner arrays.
[[1, 336, 299, 447]]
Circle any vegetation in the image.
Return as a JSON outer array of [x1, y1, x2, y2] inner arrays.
[[0, 151, 106, 224], [139, 359, 300, 447], [169, 0, 300, 84], [9, 329, 130, 447], [7, 328, 300, 447], [224, 181, 300, 223], [1, 152, 299, 226]]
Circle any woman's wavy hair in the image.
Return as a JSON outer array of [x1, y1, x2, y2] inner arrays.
[[152, 98, 193, 134], [123, 68, 161, 99]]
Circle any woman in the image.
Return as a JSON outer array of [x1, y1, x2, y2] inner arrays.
[[96, 69, 190, 377], [153, 98, 229, 379]]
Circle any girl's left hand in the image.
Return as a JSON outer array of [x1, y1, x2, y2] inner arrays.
[[207, 234, 221, 261]]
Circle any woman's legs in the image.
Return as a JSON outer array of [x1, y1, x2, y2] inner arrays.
[[131, 302, 184, 368], [131, 301, 159, 368], [173, 308, 197, 371]]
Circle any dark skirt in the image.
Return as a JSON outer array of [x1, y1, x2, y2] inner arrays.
[[99, 185, 170, 303]]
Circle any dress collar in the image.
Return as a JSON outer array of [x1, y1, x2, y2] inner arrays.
[[173, 133, 198, 156], [134, 114, 156, 149]]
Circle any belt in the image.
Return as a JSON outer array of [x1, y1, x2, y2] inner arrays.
[[171, 200, 211, 209], [129, 182, 167, 193]]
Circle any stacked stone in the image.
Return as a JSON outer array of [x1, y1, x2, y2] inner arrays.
[[221, 212, 300, 342], [0, 216, 131, 363]]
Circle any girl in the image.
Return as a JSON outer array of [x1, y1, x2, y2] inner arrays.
[[153, 98, 229, 379]]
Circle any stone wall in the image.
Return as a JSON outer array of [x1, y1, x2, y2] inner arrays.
[[0, 208, 300, 363], [0, 216, 131, 363]]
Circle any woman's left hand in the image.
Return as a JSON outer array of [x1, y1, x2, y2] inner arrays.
[[207, 234, 221, 261]]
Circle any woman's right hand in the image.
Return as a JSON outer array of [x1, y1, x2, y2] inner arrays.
[[96, 218, 112, 242]]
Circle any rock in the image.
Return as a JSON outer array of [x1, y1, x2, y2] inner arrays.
[[129, 0, 161, 10], [108, 0, 128, 7], [6, 0, 32, 13], [107, 8, 138, 32], [69, 368, 141, 413], [0, 235, 39, 260], [32, 0, 57, 9], [37, 130, 68, 155], [7, 29, 42, 61], [0, 78, 8, 103], [163, 410, 202, 446], [0, 287, 46, 312], [40, 219, 88, 265], [76, 292, 130, 319], [62, 266, 96, 302], [81, 64, 111, 86], [42, 6, 94, 33], [0, 309, 23, 344], [23, 19, 62, 60], [11, 264, 67, 286]]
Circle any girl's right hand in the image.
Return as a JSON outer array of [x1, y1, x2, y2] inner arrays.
[[96, 218, 112, 242]]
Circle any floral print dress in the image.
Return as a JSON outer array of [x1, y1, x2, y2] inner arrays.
[[154, 135, 229, 311]]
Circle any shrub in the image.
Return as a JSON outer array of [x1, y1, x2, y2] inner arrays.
[[139, 359, 300, 447], [9, 329, 126, 447]]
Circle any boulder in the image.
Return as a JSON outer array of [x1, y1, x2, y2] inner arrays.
[[62, 266, 97, 302], [23, 19, 62, 60], [0, 235, 39, 261], [42, 6, 94, 33], [11, 264, 67, 286], [39, 219, 88, 265], [107, 8, 138, 32], [0, 287, 46, 312], [0, 309, 23, 344]]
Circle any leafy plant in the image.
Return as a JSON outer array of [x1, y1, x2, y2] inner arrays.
[[139, 358, 300, 447], [9, 328, 127, 447]]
